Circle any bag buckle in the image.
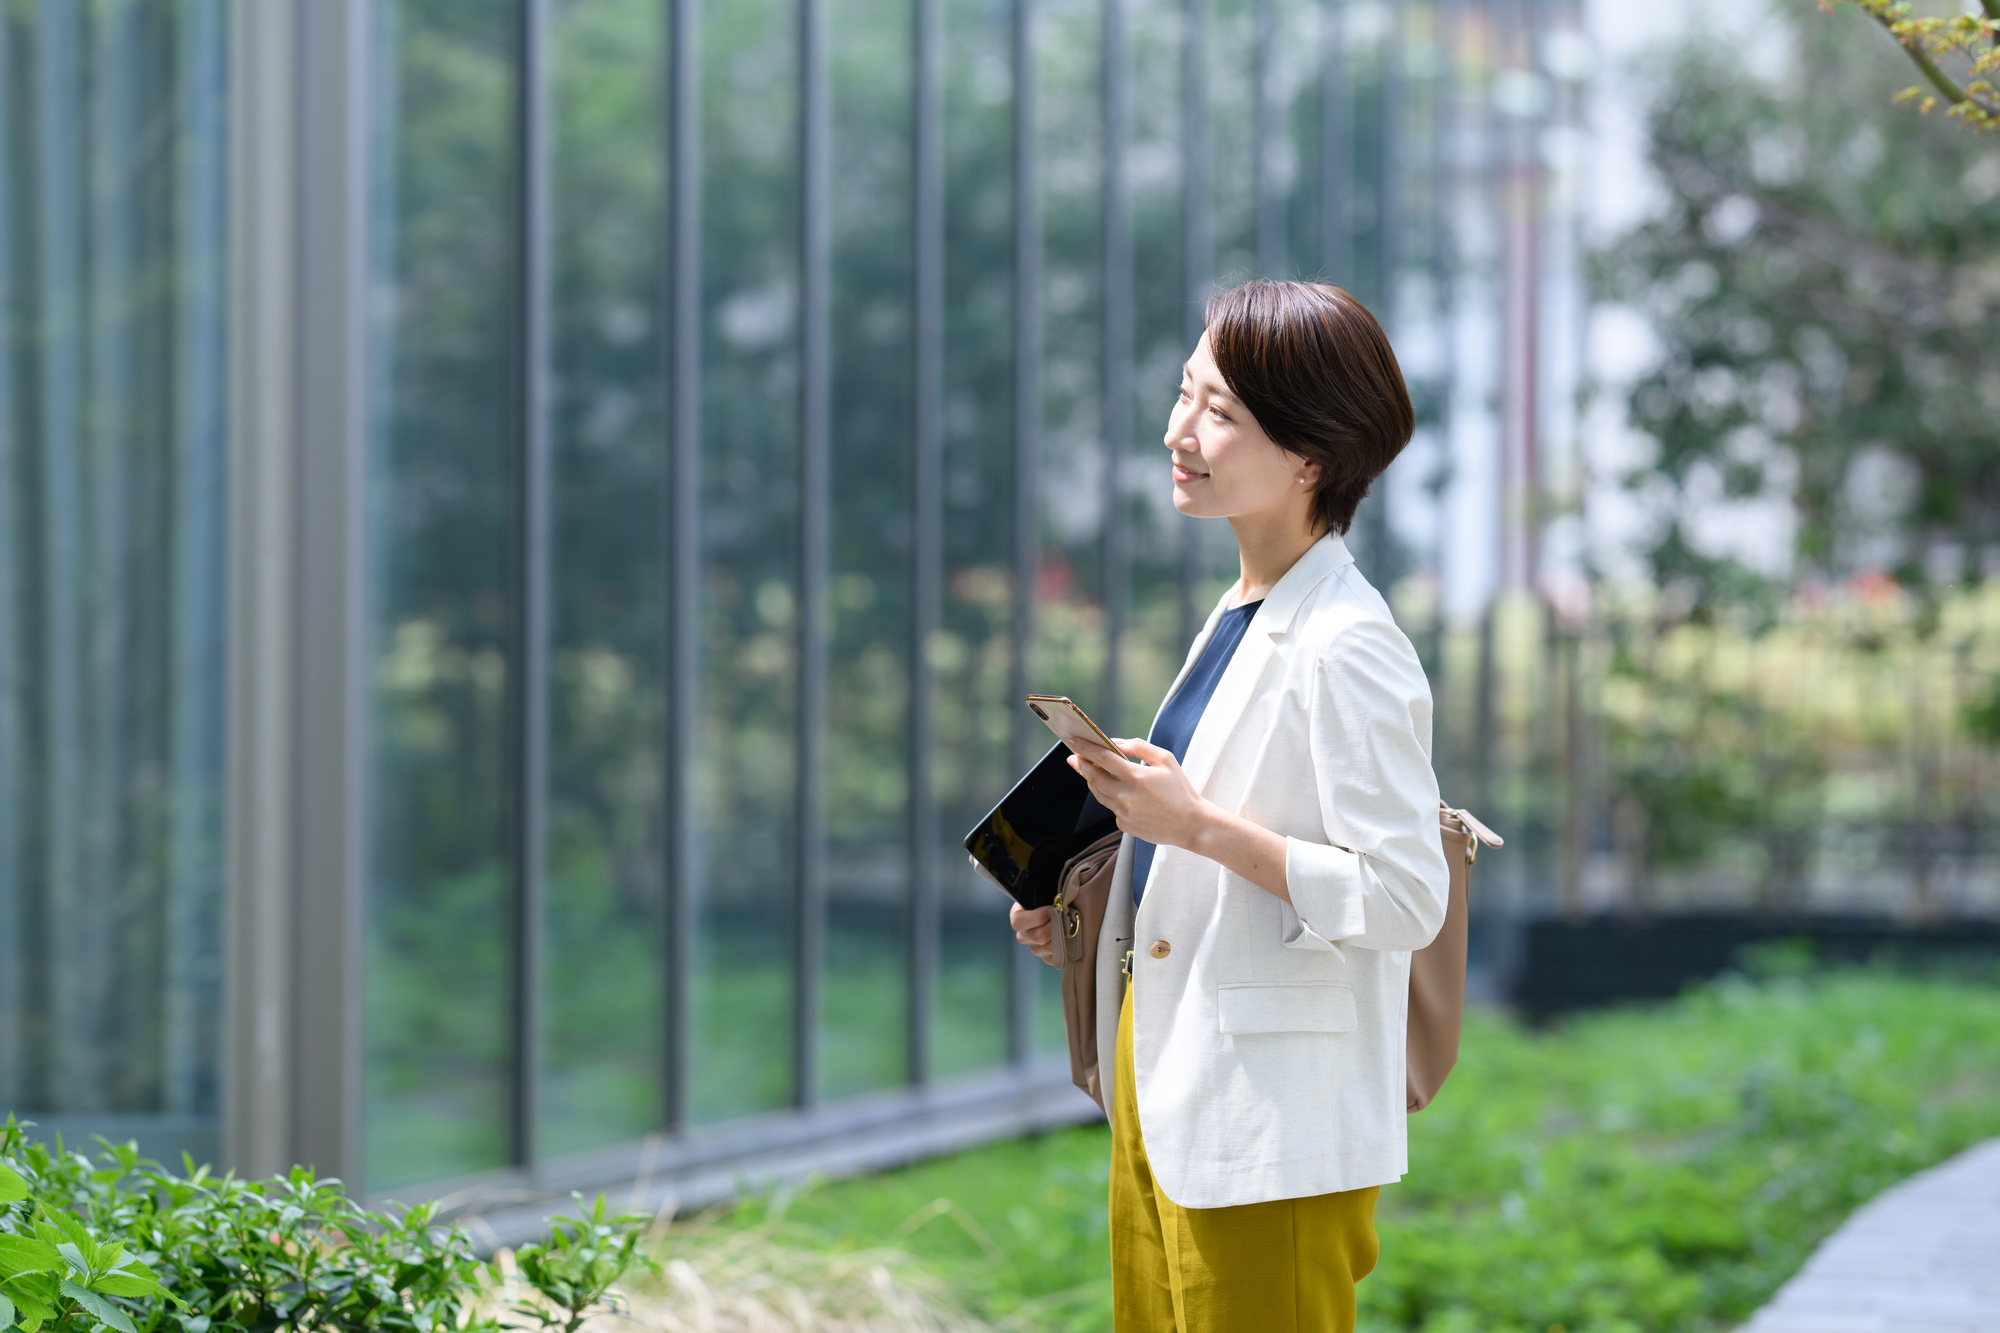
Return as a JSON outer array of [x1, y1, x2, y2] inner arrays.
[[1444, 805, 1504, 864]]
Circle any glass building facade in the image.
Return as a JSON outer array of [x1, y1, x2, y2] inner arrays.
[[0, 0, 1582, 1207], [0, 0, 229, 1169]]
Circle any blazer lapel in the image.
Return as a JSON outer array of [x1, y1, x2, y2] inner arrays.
[[1176, 535, 1354, 795]]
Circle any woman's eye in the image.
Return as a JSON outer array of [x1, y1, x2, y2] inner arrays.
[[1208, 406, 1229, 422]]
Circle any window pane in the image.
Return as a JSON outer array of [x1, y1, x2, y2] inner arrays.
[[1031, 0, 1108, 1056], [1121, 0, 1196, 741], [823, 0, 912, 1100], [365, 0, 514, 1191], [543, 0, 664, 1158], [0, 0, 229, 1168], [933, 0, 1016, 1080], [693, 0, 800, 1123]]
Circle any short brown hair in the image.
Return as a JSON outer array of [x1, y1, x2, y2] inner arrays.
[[1203, 280, 1414, 536]]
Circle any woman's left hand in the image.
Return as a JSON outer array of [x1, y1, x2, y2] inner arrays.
[[1068, 738, 1212, 850]]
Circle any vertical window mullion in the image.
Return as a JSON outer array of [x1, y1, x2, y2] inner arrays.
[[1178, 0, 1210, 650], [796, 0, 831, 1110], [0, 1, 18, 1109], [34, 0, 84, 1116], [1321, 0, 1349, 285], [508, 0, 553, 1171], [1101, 0, 1129, 734], [1377, 2, 1400, 320], [1253, 0, 1281, 276], [663, 0, 702, 1134], [909, 0, 944, 1087], [1007, 0, 1042, 1066]]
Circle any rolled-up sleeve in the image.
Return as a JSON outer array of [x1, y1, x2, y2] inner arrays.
[[1282, 616, 1451, 953]]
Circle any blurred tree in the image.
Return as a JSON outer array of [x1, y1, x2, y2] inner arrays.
[[1600, 0, 2000, 616], [1591, 5, 2000, 910], [1823, 1, 1999, 133]]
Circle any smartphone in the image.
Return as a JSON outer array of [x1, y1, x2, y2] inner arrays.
[[1025, 695, 1135, 763]]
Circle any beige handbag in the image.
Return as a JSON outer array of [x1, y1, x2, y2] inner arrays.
[[1409, 806, 1503, 1111], [1049, 806, 1500, 1114], [1048, 830, 1124, 1109]]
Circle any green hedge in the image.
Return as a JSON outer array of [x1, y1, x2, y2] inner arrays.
[[0, 1127, 648, 1333]]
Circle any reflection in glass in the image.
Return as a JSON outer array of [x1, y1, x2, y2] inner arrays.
[[543, 0, 664, 1158], [823, 0, 912, 1099], [692, 0, 800, 1122], [933, 0, 1018, 1080], [1122, 0, 1201, 742], [1031, 0, 1109, 1058], [365, 1, 515, 1190], [0, 0, 229, 1168]]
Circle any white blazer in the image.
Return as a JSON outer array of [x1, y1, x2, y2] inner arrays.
[[1090, 532, 1450, 1209]]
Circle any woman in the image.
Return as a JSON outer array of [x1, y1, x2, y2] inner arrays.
[[1010, 280, 1450, 1332]]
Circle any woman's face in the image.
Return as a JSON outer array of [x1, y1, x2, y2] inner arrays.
[[1163, 332, 1320, 525]]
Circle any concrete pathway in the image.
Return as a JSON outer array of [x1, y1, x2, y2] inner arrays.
[[1736, 1136, 2000, 1332]]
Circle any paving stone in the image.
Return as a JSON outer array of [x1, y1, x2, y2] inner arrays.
[[1735, 1137, 2000, 1332]]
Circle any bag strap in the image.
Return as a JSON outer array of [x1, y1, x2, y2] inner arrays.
[[1441, 804, 1505, 865]]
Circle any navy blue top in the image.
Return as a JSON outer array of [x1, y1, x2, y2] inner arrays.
[[1131, 599, 1264, 905]]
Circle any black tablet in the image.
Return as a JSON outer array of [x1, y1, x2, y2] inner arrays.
[[963, 742, 1119, 911]]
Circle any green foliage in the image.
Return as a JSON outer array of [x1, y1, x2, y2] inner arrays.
[[1961, 670, 2000, 743], [1590, 579, 2000, 907], [714, 969, 2000, 1332], [1598, 1, 2000, 610], [502, 1195, 657, 1333], [1364, 968, 2000, 1331], [0, 1125, 648, 1333], [1824, 0, 2000, 132]]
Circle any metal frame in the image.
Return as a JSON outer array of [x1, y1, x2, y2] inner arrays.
[[1007, 0, 1043, 1065], [1101, 0, 1130, 734], [1179, 0, 1211, 649], [507, 0, 553, 1171], [287, 0, 372, 1186], [908, 0, 945, 1087], [1375, 3, 1401, 319], [223, 0, 296, 1180], [1351, 0, 1402, 573], [1254, 0, 1282, 277], [219, 0, 373, 1183], [0, 1, 18, 1107], [1320, 0, 1350, 286], [663, 0, 702, 1134], [34, 0, 83, 1117], [796, 0, 831, 1108]]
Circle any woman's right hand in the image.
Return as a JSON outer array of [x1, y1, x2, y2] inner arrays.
[[1010, 903, 1057, 966]]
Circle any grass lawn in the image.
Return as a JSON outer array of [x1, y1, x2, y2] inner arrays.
[[708, 964, 2000, 1332]]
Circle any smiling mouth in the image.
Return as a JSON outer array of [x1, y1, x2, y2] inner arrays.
[[1173, 463, 1208, 483]]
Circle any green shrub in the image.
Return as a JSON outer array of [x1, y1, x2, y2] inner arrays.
[[0, 1124, 649, 1333], [1365, 967, 2000, 1332], [712, 968, 2000, 1333]]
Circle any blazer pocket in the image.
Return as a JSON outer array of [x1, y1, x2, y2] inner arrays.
[[1216, 982, 1358, 1035]]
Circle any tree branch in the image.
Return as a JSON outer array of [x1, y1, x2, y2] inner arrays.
[[1872, 12, 1971, 104]]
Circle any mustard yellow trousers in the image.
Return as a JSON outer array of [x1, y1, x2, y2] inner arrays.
[[1111, 986, 1380, 1333]]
